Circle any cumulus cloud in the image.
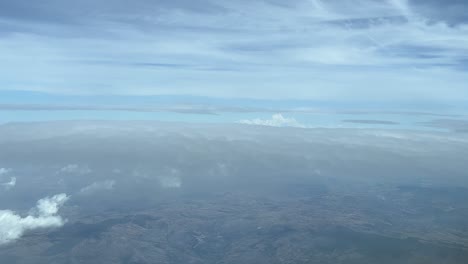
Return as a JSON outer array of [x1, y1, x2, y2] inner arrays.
[[0, 194, 69, 245], [239, 114, 306, 128], [80, 180, 116, 194], [59, 164, 91, 175]]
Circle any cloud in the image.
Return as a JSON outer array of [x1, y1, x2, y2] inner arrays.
[[158, 169, 182, 188], [59, 164, 91, 175], [0, 168, 11, 176], [239, 114, 306, 128], [1, 98, 461, 117], [342, 120, 399, 125], [1, 177, 16, 190], [0, 104, 216, 115], [410, 0, 468, 25], [0, 91, 463, 118], [418, 119, 468, 133], [0, 194, 69, 245], [0, 0, 467, 101], [0, 169, 15, 190], [80, 180, 116, 194], [35, 194, 69, 216]]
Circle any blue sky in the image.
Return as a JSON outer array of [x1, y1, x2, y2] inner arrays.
[[0, 0, 467, 123]]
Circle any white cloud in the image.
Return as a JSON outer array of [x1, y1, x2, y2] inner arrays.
[[239, 114, 306, 128], [59, 164, 91, 175], [0, 0, 467, 100], [80, 180, 116, 194], [2, 177, 16, 190], [35, 194, 69, 216], [0, 194, 69, 245], [0, 168, 11, 176], [0, 169, 16, 190]]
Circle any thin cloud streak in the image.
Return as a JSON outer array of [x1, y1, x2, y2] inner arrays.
[[418, 119, 468, 133], [0, 104, 218, 115], [0, 101, 462, 117], [239, 114, 306, 128], [342, 120, 399, 125]]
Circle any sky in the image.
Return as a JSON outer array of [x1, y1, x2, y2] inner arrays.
[[1, 0, 468, 256], [0, 0, 467, 122]]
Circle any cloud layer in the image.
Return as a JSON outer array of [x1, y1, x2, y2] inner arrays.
[[0, 0, 467, 100], [59, 164, 91, 175], [0, 194, 69, 245], [419, 119, 468, 133]]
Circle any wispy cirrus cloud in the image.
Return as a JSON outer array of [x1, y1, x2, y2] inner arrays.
[[0, 0, 467, 101]]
